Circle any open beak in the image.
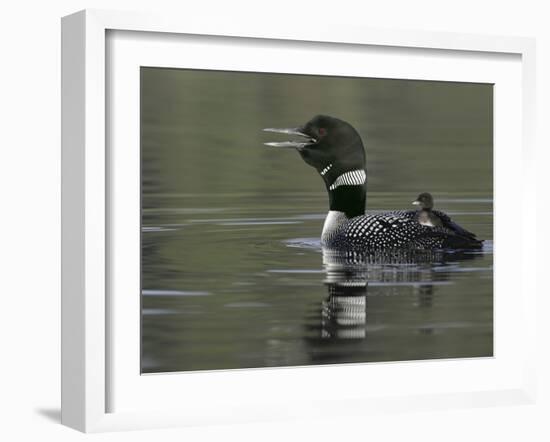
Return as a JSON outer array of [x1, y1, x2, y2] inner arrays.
[[262, 127, 317, 150], [412, 200, 421, 206]]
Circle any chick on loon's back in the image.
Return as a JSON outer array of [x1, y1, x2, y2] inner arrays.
[[412, 192, 478, 240], [412, 192, 443, 227], [263, 115, 483, 251]]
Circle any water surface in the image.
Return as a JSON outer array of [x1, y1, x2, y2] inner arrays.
[[141, 68, 493, 373]]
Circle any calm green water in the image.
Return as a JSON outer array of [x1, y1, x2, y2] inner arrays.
[[141, 68, 493, 373]]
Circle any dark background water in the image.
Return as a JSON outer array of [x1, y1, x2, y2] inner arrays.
[[141, 68, 493, 373]]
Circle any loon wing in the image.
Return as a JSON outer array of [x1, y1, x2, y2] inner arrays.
[[430, 210, 478, 240], [416, 224, 483, 249]]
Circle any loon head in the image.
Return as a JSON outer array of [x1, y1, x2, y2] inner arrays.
[[263, 115, 366, 188], [412, 192, 434, 210]]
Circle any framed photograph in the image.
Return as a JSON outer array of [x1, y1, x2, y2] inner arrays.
[[61, 9, 537, 433]]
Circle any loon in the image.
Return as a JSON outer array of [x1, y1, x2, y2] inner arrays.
[[412, 192, 442, 227], [412, 192, 479, 239], [263, 115, 483, 251]]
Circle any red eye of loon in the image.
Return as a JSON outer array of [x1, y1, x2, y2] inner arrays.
[[319, 128, 326, 136]]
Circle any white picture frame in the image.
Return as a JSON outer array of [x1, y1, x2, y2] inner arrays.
[[61, 9, 537, 433]]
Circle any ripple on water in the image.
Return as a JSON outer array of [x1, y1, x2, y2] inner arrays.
[[142, 290, 211, 297], [142, 226, 181, 232], [224, 302, 271, 308], [142, 308, 178, 315], [219, 221, 301, 226], [284, 237, 322, 250]]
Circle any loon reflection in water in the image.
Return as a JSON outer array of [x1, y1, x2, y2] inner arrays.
[[307, 246, 485, 362], [264, 115, 483, 251]]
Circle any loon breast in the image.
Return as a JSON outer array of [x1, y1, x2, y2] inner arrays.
[[321, 211, 349, 244]]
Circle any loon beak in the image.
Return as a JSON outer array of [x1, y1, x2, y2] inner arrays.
[[412, 200, 421, 206], [262, 127, 317, 150]]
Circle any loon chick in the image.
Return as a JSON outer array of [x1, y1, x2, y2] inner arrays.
[[413, 192, 478, 239], [263, 115, 483, 251], [412, 193, 443, 227]]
